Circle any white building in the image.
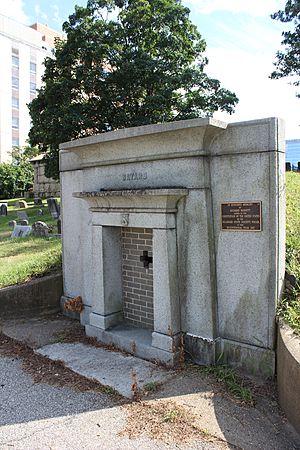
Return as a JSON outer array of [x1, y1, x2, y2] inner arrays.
[[0, 14, 62, 162]]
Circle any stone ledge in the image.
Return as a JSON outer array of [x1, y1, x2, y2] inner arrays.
[[277, 320, 300, 435], [0, 273, 62, 318]]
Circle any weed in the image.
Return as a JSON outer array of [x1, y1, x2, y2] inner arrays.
[[163, 407, 178, 423], [196, 364, 254, 404], [102, 385, 119, 395], [131, 370, 140, 402], [143, 381, 159, 392]]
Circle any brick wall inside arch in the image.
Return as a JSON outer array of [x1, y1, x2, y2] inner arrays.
[[121, 227, 154, 329]]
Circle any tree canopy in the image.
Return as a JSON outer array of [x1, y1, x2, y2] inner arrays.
[[271, 0, 300, 92], [29, 0, 238, 179]]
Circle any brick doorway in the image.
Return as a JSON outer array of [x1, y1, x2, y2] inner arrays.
[[121, 227, 154, 329]]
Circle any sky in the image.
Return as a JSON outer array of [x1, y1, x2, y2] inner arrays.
[[1, 0, 299, 139]]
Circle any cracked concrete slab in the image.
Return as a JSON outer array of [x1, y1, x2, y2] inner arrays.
[[37, 342, 172, 398]]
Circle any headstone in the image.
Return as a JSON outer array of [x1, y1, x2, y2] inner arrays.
[[17, 211, 29, 221], [57, 216, 61, 234], [37, 209, 44, 216], [8, 220, 17, 229], [11, 225, 32, 238], [20, 219, 29, 226], [32, 221, 49, 237], [0, 203, 8, 216], [286, 162, 291, 171], [18, 200, 28, 208], [47, 197, 60, 219], [298, 161, 300, 172], [34, 197, 44, 207]]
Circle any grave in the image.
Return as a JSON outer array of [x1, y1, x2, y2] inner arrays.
[[16, 200, 28, 209], [11, 225, 32, 238], [0, 203, 8, 216], [47, 198, 60, 219], [32, 221, 49, 237], [59, 117, 285, 377], [34, 197, 44, 207], [17, 211, 29, 222]]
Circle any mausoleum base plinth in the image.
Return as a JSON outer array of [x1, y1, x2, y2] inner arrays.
[[85, 323, 181, 367]]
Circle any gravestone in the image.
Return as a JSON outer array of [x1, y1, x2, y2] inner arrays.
[[34, 197, 44, 207], [37, 209, 44, 216], [0, 203, 8, 216], [47, 198, 60, 219], [8, 220, 16, 229], [20, 219, 29, 226], [57, 217, 62, 234], [17, 211, 29, 222], [32, 221, 49, 237], [18, 200, 28, 208], [11, 225, 32, 238]]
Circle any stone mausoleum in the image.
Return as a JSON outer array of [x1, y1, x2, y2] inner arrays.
[[60, 117, 285, 377]]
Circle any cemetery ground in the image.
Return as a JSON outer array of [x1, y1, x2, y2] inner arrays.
[[0, 313, 299, 449], [0, 197, 61, 288]]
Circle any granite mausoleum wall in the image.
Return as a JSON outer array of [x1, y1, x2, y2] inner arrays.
[[122, 227, 154, 329], [59, 117, 285, 375]]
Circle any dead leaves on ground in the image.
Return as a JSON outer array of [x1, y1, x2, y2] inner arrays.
[[121, 399, 217, 445]]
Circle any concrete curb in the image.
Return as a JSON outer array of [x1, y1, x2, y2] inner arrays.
[[0, 272, 63, 319], [277, 320, 300, 434]]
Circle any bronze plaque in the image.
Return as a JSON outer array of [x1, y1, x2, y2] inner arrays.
[[221, 202, 262, 231]]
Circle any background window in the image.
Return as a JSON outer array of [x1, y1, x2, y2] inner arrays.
[[12, 97, 19, 109], [12, 77, 19, 88], [30, 62, 37, 73], [12, 117, 19, 129], [30, 82, 36, 93], [12, 55, 19, 68], [12, 137, 19, 147]]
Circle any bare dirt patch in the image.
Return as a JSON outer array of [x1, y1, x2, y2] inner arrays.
[[120, 399, 230, 448]]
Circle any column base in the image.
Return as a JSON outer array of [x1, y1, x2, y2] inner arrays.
[[89, 311, 123, 329]]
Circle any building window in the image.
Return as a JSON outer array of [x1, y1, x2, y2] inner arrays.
[[12, 77, 19, 89], [12, 97, 19, 109], [30, 82, 36, 94], [12, 137, 19, 147], [12, 117, 19, 129], [30, 62, 37, 73], [12, 55, 19, 68]]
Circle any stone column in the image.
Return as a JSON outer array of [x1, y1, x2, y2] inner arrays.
[[89, 225, 123, 329], [151, 228, 181, 353]]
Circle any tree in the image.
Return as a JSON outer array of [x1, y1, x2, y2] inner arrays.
[[10, 145, 40, 165], [0, 146, 37, 198], [271, 0, 300, 93], [29, 0, 238, 180]]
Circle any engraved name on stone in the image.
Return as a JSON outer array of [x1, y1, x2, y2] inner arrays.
[[221, 201, 262, 231], [122, 172, 147, 181]]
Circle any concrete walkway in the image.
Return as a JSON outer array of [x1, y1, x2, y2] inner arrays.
[[0, 313, 299, 450]]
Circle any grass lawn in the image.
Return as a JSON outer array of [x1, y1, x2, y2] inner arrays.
[[0, 237, 61, 288], [278, 172, 300, 335], [0, 197, 62, 288]]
